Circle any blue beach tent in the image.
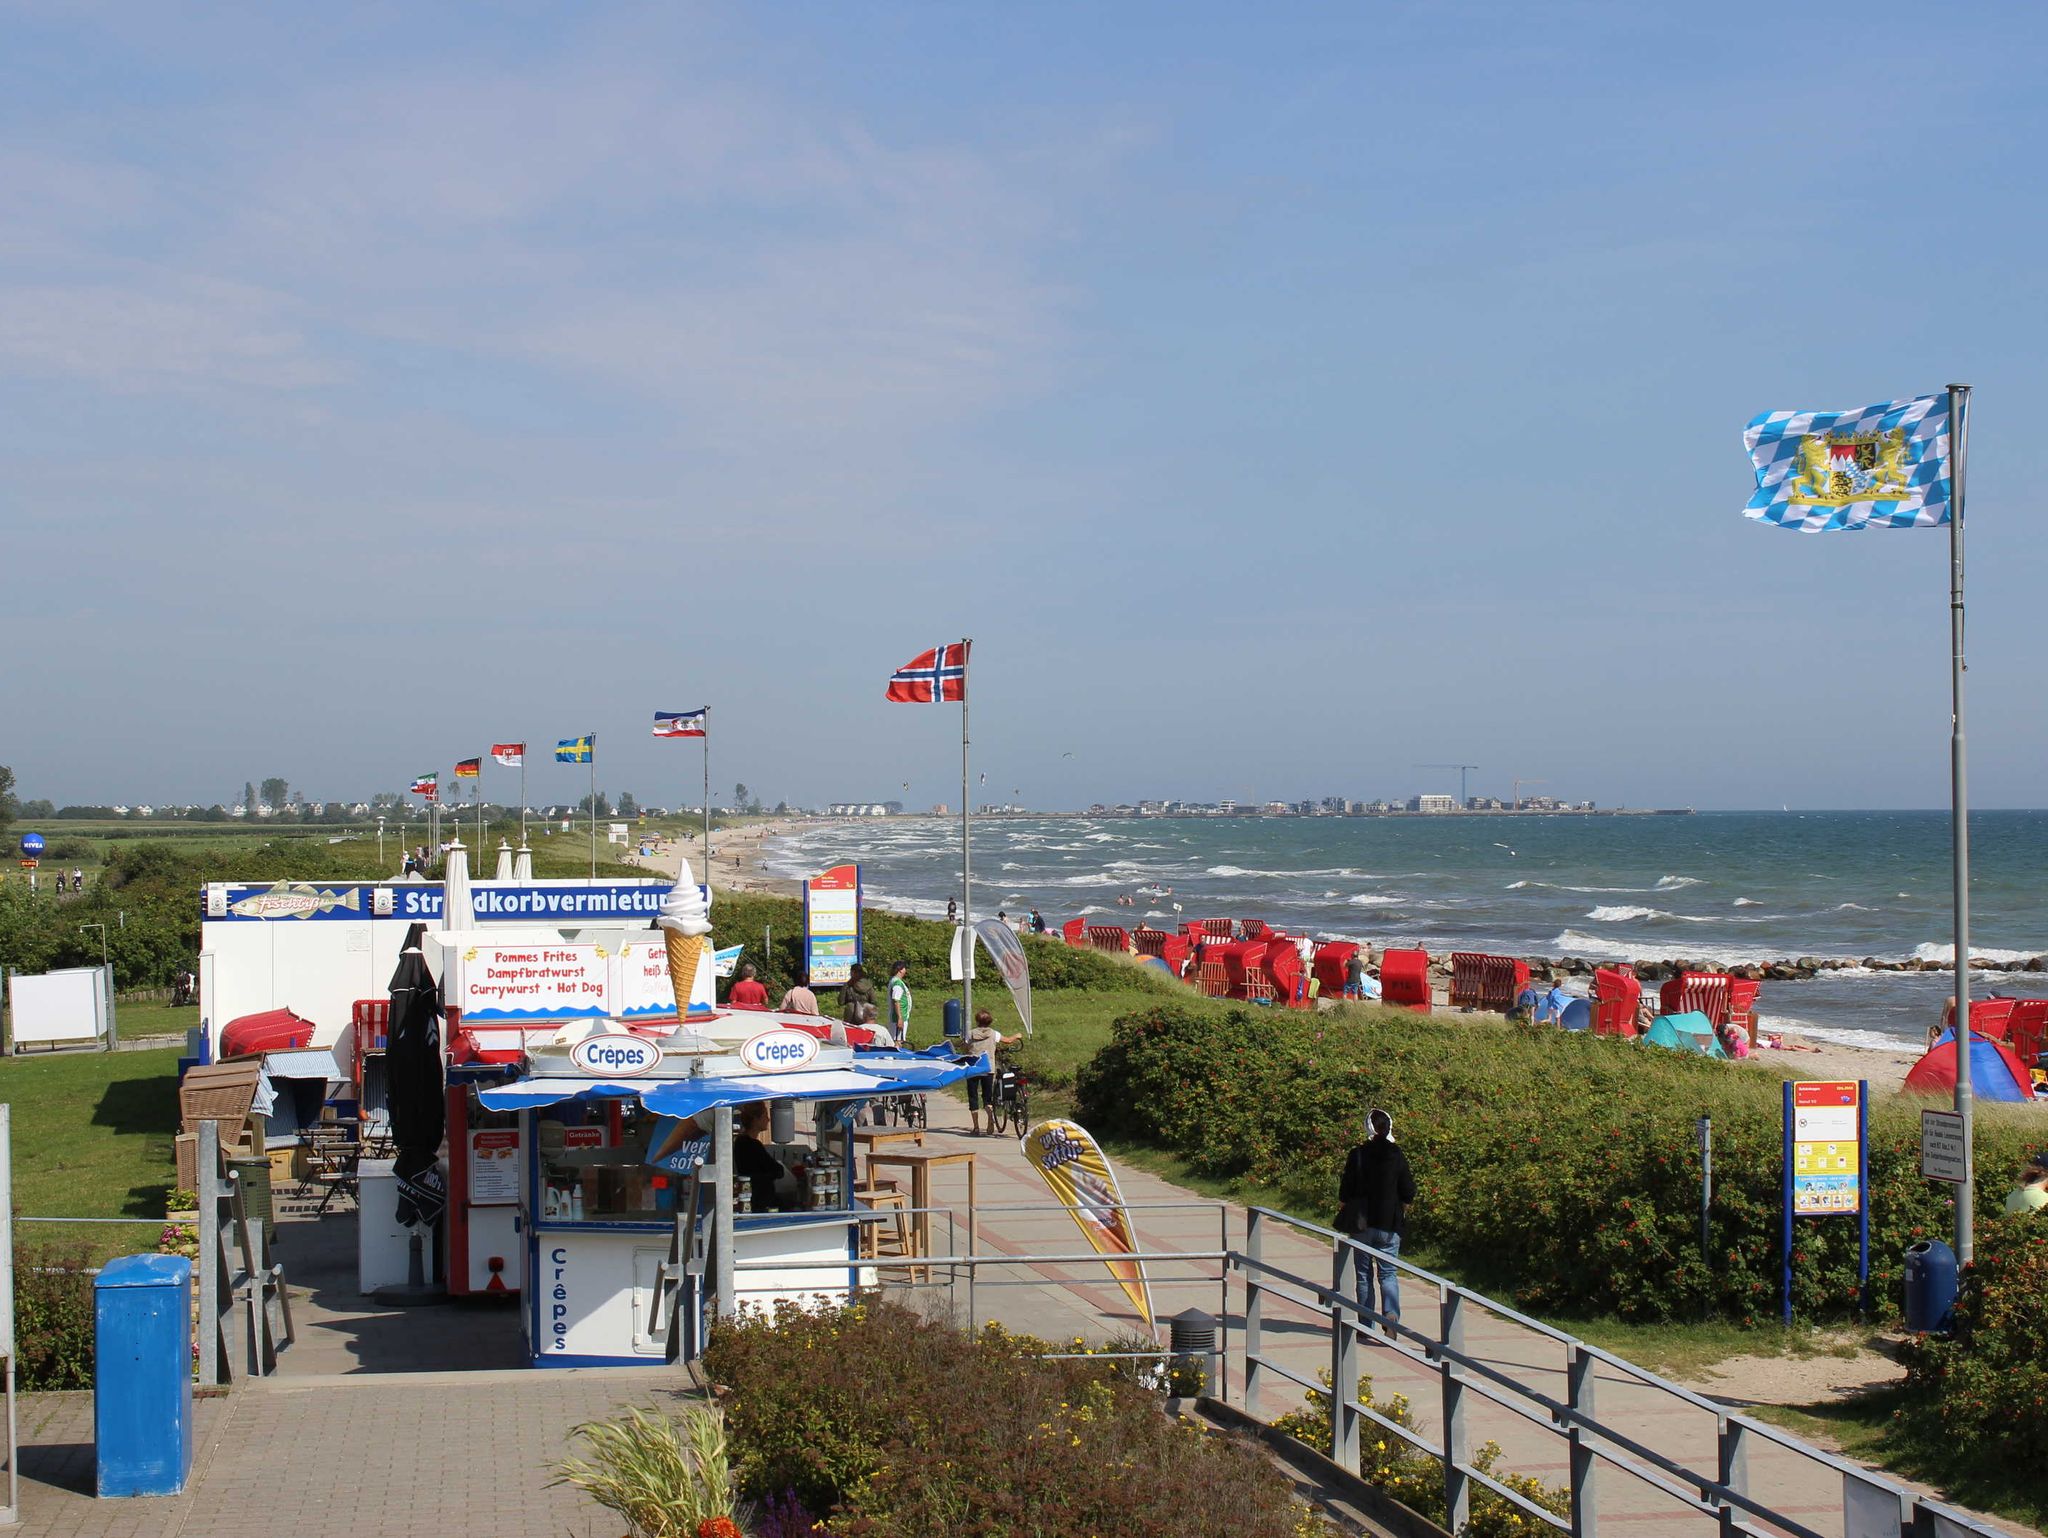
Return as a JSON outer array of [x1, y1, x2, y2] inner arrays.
[[1641, 1011, 1727, 1058]]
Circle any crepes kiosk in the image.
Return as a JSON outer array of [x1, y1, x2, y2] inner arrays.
[[476, 1016, 975, 1368]]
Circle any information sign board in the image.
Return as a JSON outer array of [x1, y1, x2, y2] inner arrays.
[[804, 864, 862, 987], [1919, 1109, 1968, 1184], [1791, 1080, 1863, 1214]]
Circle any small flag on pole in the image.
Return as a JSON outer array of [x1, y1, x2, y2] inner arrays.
[[554, 736, 594, 763], [885, 642, 969, 703], [410, 773, 439, 801], [453, 758, 481, 779], [653, 709, 708, 738], [491, 743, 524, 767], [1743, 394, 1951, 532]]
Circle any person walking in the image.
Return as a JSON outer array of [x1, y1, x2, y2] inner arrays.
[[960, 1008, 1021, 1136], [1344, 950, 1366, 1000], [946, 897, 958, 925], [1029, 907, 1046, 934], [886, 961, 914, 1044], [841, 963, 877, 1026], [776, 971, 820, 1016], [1336, 1108, 1415, 1339], [726, 962, 769, 1010]]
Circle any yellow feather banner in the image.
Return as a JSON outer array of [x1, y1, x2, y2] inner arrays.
[[1018, 1118, 1153, 1328]]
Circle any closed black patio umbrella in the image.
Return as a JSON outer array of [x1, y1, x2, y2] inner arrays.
[[379, 922, 448, 1301]]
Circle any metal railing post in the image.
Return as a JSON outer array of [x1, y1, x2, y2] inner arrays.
[[1717, 1417, 1749, 1538], [1243, 1208, 1264, 1412], [1441, 1287, 1471, 1534], [1330, 1287, 1360, 1473], [1568, 1341, 1599, 1538], [1, 1104, 18, 1528], [1217, 1201, 1230, 1403], [197, 1120, 221, 1387]]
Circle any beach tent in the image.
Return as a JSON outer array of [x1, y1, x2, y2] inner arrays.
[[1642, 1011, 1727, 1058], [1903, 1031, 2034, 1103], [1558, 998, 1592, 1032]]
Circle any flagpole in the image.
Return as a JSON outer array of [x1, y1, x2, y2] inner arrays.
[[1947, 383, 1975, 1265], [703, 711, 712, 876], [519, 756, 527, 847], [588, 735, 598, 880], [960, 637, 974, 1032]]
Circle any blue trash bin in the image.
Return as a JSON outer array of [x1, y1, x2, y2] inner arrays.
[[94, 1254, 194, 1498], [1903, 1239, 1958, 1335], [943, 998, 963, 1040]]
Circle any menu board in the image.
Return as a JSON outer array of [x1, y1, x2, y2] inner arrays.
[[468, 1129, 521, 1203]]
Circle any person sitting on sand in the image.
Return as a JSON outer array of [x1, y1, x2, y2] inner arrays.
[[2003, 1151, 2048, 1215], [1718, 1020, 1752, 1059]]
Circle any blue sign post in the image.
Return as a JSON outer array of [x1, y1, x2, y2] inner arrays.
[[1780, 1079, 1871, 1324]]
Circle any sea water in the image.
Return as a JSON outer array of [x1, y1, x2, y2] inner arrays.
[[760, 810, 2048, 1052]]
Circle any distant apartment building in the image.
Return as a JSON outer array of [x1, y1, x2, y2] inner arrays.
[[1409, 794, 1458, 814]]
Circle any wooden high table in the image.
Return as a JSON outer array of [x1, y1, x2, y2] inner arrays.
[[862, 1147, 978, 1274]]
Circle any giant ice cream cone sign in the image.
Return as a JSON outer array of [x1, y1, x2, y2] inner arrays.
[[658, 861, 714, 1021]]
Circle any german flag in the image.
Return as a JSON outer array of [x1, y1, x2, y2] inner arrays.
[[453, 758, 482, 778]]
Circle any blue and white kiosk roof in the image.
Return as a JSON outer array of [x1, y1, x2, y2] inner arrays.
[[476, 1013, 981, 1115]]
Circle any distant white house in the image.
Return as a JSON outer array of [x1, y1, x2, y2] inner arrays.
[[228, 804, 248, 818]]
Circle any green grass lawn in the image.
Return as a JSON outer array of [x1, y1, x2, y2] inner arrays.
[[1751, 1390, 2048, 1532], [0, 1045, 182, 1262]]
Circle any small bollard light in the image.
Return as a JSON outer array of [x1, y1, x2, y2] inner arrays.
[[1167, 1307, 1218, 1399]]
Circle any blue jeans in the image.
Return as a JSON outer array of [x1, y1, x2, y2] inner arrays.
[[1351, 1228, 1401, 1329]]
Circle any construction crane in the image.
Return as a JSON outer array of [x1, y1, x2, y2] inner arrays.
[[1414, 763, 1478, 806], [1512, 777, 1549, 811]]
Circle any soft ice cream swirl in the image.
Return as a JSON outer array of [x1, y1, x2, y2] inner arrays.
[[658, 861, 712, 937]]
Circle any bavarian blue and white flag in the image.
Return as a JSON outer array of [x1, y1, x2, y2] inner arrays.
[[1743, 394, 1951, 532]]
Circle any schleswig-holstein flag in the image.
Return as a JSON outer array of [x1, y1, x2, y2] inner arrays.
[[1743, 394, 1951, 532]]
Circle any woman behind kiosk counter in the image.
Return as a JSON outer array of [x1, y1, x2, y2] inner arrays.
[[734, 1103, 785, 1211]]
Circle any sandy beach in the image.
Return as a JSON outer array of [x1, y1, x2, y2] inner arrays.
[[623, 816, 803, 897], [623, 816, 1926, 1094]]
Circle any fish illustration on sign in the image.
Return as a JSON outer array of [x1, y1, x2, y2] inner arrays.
[[228, 883, 364, 920]]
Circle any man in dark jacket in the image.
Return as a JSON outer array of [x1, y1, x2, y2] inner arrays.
[[1337, 1108, 1415, 1337]]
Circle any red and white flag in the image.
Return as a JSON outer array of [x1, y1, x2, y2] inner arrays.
[[885, 642, 969, 703], [491, 743, 524, 767]]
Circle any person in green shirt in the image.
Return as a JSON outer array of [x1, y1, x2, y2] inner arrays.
[[2003, 1151, 2048, 1215], [887, 962, 913, 1044]]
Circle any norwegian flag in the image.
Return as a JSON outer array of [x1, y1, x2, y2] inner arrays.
[[885, 641, 969, 703]]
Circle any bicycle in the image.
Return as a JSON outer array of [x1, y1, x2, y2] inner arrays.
[[986, 1063, 1030, 1138]]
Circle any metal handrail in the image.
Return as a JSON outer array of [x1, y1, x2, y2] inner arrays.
[[1238, 1204, 2001, 1538], [684, 1192, 2003, 1538]]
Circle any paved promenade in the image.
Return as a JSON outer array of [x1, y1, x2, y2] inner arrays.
[[8, 1091, 2027, 1537]]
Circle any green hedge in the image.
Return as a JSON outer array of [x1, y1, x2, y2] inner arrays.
[[1074, 1004, 2038, 1324], [703, 1300, 1328, 1536], [1898, 1215, 2048, 1467], [710, 890, 1177, 1006]]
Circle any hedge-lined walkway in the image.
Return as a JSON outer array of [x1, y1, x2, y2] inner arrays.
[[904, 1091, 2031, 1538]]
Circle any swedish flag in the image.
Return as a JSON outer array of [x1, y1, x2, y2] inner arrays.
[[554, 735, 594, 763]]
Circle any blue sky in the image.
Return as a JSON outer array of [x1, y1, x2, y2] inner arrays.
[[4, 3, 2045, 812]]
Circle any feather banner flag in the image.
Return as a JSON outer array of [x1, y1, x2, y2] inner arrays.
[[1743, 394, 1951, 532], [1018, 1118, 1152, 1329]]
